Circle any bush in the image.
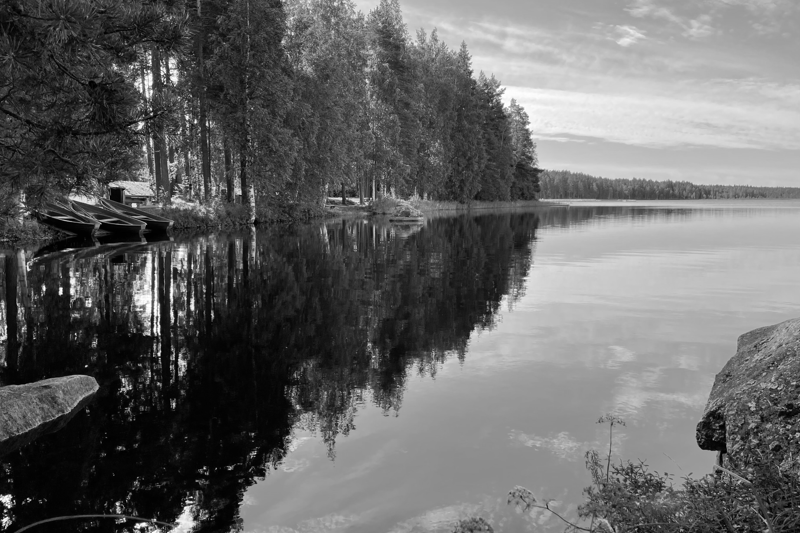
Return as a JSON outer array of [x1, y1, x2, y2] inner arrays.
[[0, 217, 59, 245], [371, 195, 423, 218], [459, 416, 800, 533], [156, 199, 327, 229], [155, 200, 250, 229]]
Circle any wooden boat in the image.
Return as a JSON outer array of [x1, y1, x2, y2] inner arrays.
[[70, 200, 146, 235], [99, 198, 174, 232], [388, 216, 425, 223], [36, 201, 100, 236]]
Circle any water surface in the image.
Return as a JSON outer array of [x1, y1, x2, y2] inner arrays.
[[1, 201, 799, 532]]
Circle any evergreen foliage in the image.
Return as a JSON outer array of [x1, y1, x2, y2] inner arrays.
[[1, 0, 542, 220], [0, 0, 187, 213]]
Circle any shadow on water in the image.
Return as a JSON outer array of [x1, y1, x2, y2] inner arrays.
[[0, 205, 736, 532], [0, 212, 544, 532]]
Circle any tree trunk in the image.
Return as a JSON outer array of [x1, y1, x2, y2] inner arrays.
[[241, 0, 255, 224], [240, 147, 255, 224], [342, 181, 346, 206], [207, 115, 213, 197], [359, 163, 364, 205], [178, 108, 188, 193], [4, 254, 19, 378], [140, 54, 154, 182], [197, 0, 211, 203], [151, 47, 164, 200], [165, 55, 175, 199], [224, 141, 234, 203]]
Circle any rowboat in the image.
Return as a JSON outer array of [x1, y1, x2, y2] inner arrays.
[[99, 198, 173, 231], [36, 201, 100, 236], [388, 216, 425, 223], [70, 200, 146, 235]]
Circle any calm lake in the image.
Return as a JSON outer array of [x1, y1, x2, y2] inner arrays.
[[1, 200, 799, 532]]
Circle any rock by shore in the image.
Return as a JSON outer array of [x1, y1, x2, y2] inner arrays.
[[696, 318, 800, 471], [0, 375, 99, 457]]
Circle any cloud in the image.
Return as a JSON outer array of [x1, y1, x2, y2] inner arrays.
[[503, 78, 800, 150], [613, 25, 647, 46], [683, 15, 716, 39], [626, 0, 718, 40], [626, 0, 684, 25], [386, 503, 484, 533], [510, 428, 628, 461]]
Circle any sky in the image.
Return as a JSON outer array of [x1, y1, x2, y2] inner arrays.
[[353, 0, 800, 187]]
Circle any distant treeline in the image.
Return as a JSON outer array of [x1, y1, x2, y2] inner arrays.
[[540, 170, 800, 200]]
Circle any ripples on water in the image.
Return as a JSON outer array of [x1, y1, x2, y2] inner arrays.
[[1, 201, 799, 532]]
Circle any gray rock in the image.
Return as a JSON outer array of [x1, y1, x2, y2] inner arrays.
[[0, 375, 99, 457], [697, 318, 800, 471]]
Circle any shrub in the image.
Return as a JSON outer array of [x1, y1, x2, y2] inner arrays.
[[156, 199, 327, 229], [371, 195, 423, 218], [0, 217, 58, 245], [460, 416, 800, 533], [155, 200, 251, 229]]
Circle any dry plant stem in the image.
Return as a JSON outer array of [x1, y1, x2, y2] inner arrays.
[[532, 503, 592, 532], [629, 522, 683, 531], [713, 465, 752, 485], [718, 511, 736, 533], [753, 493, 776, 533], [14, 514, 176, 533], [606, 424, 612, 482]]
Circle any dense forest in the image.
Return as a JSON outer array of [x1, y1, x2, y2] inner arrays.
[[540, 170, 800, 200], [1, 0, 541, 223]]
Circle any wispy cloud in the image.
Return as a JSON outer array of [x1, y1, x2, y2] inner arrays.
[[626, 0, 684, 25], [613, 25, 648, 47], [504, 78, 800, 150], [626, 0, 718, 40]]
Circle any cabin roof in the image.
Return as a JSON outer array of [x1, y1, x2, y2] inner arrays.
[[108, 180, 154, 197]]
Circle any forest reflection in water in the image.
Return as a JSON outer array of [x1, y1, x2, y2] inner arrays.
[[0, 203, 790, 532], [0, 208, 560, 532]]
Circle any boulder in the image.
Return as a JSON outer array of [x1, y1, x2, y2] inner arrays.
[[0, 375, 99, 457], [696, 318, 800, 471]]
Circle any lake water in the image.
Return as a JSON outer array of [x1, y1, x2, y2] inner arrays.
[[1, 200, 799, 533]]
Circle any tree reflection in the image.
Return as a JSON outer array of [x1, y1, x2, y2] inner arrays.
[[0, 212, 543, 532]]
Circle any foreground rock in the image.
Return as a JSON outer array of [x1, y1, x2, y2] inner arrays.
[[0, 375, 99, 457], [697, 318, 800, 472]]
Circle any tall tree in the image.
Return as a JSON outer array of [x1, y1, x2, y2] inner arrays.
[[367, 0, 420, 196], [0, 0, 186, 215], [212, 0, 294, 222], [445, 43, 485, 203], [476, 73, 513, 201], [507, 98, 540, 200], [285, 0, 370, 205]]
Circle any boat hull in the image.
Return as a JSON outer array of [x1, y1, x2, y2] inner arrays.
[[36, 202, 100, 236], [99, 198, 173, 231], [70, 201, 146, 235]]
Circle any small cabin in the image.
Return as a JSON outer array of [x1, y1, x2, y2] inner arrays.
[[108, 181, 155, 207]]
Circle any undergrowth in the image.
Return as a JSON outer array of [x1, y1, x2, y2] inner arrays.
[[155, 199, 326, 229], [371, 194, 423, 217], [455, 415, 800, 533], [0, 218, 60, 245]]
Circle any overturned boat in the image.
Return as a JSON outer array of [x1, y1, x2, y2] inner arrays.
[[36, 201, 100, 236], [99, 198, 173, 232], [70, 200, 146, 236]]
